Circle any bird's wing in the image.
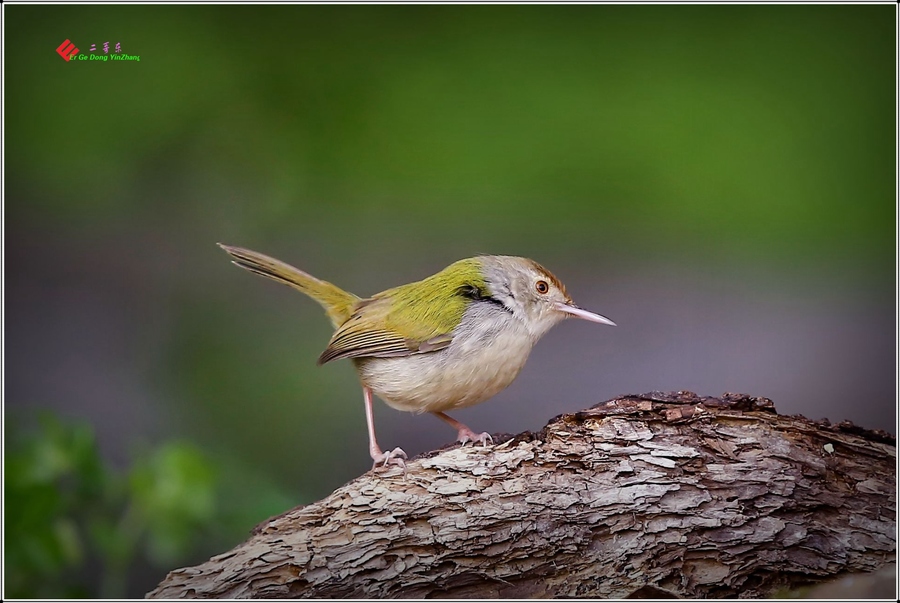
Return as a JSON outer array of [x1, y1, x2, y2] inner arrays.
[[317, 259, 486, 365], [317, 296, 455, 364], [319, 272, 483, 364]]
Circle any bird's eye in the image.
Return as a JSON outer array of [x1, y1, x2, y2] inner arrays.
[[535, 280, 550, 294]]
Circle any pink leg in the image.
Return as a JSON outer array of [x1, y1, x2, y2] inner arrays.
[[364, 387, 406, 470], [432, 411, 494, 447]]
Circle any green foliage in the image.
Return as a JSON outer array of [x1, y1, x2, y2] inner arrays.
[[4, 5, 894, 269], [5, 413, 218, 598], [129, 443, 216, 564]]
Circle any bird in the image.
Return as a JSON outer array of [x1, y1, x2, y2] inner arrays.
[[218, 244, 616, 469]]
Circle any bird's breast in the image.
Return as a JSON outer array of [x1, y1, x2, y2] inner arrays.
[[354, 305, 535, 413]]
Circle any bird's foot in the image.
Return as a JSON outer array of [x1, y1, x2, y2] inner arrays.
[[457, 427, 494, 447], [371, 446, 407, 470], [432, 411, 493, 448]]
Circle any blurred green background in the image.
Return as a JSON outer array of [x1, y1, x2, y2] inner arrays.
[[5, 4, 895, 598]]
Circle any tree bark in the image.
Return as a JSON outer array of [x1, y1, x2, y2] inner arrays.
[[147, 392, 896, 599]]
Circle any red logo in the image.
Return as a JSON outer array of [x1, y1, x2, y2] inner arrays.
[[57, 39, 79, 61]]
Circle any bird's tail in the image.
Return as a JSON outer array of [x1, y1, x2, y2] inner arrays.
[[218, 243, 359, 327]]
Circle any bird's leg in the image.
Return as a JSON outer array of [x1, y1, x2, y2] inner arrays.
[[363, 387, 407, 470], [432, 411, 494, 447]]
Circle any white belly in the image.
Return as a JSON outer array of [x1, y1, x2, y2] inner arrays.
[[353, 307, 535, 413]]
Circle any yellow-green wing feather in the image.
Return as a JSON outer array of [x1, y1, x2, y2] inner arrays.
[[317, 258, 485, 364]]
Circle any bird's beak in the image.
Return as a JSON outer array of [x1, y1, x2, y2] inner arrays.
[[554, 302, 617, 326]]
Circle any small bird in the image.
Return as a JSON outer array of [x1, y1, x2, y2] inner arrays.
[[218, 245, 616, 469]]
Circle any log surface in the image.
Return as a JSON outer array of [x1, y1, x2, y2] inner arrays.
[[147, 392, 896, 598]]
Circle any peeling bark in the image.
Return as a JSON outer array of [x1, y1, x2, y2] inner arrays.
[[147, 392, 896, 599]]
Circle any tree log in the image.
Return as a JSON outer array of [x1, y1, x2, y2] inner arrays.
[[147, 392, 896, 598]]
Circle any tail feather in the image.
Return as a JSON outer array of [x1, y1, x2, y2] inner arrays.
[[218, 243, 358, 327]]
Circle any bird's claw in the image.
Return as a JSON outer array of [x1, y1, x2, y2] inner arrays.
[[458, 429, 494, 447], [371, 447, 407, 471]]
